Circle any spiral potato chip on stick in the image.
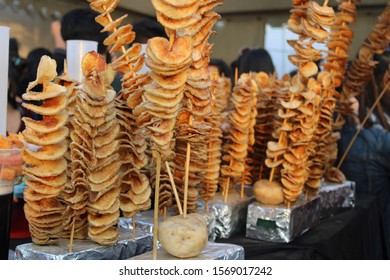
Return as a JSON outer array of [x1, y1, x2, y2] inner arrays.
[[88, 0, 152, 220], [341, 2, 390, 114], [220, 74, 258, 202], [319, 0, 359, 153], [22, 56, 68, 245], [236, 73, 258, 196], [251, 73, 286, 183], [53, 66, 88, 240], [257, 0, 332, 204], [69, 52, 120, 246], [322, 1, 389, 183], [306, 0, 360, 187], [134, 34, 192, 216], [322, 0, 359, 90], [200, 74, 230, 206], [159, 0, 222, 211]]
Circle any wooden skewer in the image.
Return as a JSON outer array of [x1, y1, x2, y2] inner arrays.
[[102, 5, 129, 58], [68, 217, 75, 253], [337, 81, 390, 170], [153, 153, 162, 260], [240, 173, 245, 199], [258, 164, 264, 181], [132, 212, 136, 236], [63, 59, 68, 75], [169, 33, 175, 51], [224, 69, 239, 203], [224, 178, 230, 203], [183, 142, 191, 218], [165, 161, 183, 215], [206, 139, 213, 209], [183, 115, 193, 219], [224, 160, 233, 203]]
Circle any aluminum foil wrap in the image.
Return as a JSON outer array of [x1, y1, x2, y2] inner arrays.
[[119, 208, 216, 241], [15, 227, 152, 260], [246, 195, 321, 243], [319, 180, 355, 218], [130, 242, 244, 260], [209, 187, 254, 240]]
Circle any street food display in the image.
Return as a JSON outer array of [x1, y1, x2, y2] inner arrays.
[[13, 0, 390, 260]]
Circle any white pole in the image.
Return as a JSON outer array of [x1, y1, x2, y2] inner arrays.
[[66, 40, 98, 82], [0, 26, 10, 136]]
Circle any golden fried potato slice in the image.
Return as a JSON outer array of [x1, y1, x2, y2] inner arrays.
[[148, 36, 192, 66], [88, 187, 120, 212], [89, 0, 120, 13], [25, 56, 57, 91], [22, 94, 67, 115], [300, 61, 318, 78], [23, 114, 68, 134], [24, 142, 67, 161], [149, 71, 187, 90], [23, 83, 66, 101], [89, 161, 121, 184], [24, 197, 64, 212], [152, 0, 198, 20], [23, 127, 69, 146], [88, 211, 120, 227]]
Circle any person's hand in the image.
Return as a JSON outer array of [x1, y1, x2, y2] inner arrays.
[[51, 20, 61, 36], [51, 20, 66, 49]]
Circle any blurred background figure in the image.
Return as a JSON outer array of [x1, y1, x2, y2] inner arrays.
[[229, 47, 275, 86], [131, 17, 167, 44], [338, 51, 390, 256], [230, 46, 251, 74], [7, 38, 25, 134], [50, 20, 66, 75], [209, 58, 232, 78], [238, 48, 275, 76], [51, 8, 109, 74]]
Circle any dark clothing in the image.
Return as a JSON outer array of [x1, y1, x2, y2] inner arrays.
[[52, 48, 66, 75], [339, 123, 390, 255]]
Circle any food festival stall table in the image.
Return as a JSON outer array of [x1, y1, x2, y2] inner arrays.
[[216, 194, 388, 260]]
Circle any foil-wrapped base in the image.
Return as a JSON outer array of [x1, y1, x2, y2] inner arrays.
[[319, 180, 355, 218], [15, 227, 152, 260], [119, 208, 216, 241], [209, 187, 254, 240], [130, 242, 244, 260], [246, 195, 321, 243]]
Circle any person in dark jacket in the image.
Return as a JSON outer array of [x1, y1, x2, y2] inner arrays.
[[338, 51, 390, 257]]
